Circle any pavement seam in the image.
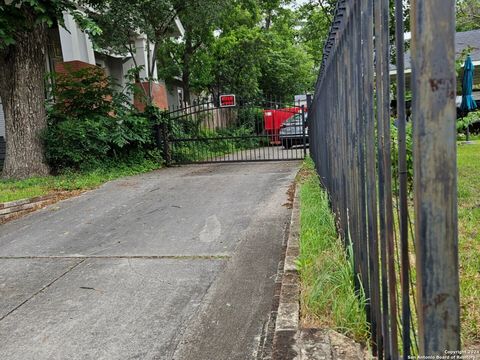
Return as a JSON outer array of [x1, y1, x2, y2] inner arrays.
[[0, 255, 231, 260], [0, 258, 87, 323]]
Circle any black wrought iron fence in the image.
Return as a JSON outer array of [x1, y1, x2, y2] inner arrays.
[[158, 98, 308, 164], [309, 0, 460, 359]]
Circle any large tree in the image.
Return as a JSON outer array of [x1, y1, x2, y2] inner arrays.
[[156, 0, 225, 104], [259, 6, 315, 101], [0, 2, 74, 178], [0, 1, 102, 179]]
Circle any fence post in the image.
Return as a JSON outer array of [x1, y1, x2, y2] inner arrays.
[[301, 105, 307, 157], [411, 0, 460, 354], [160, 122, 171, 166]]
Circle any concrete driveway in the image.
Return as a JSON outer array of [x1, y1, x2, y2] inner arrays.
[[0, 161, 299, 360]]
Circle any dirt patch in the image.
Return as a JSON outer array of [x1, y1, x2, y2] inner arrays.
[[283, 183, 296, 209], [116, 181, 140, 188], [295, 165, 316, 184]]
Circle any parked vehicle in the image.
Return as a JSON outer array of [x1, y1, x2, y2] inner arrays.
[[279, 113, 308, 149], [263, 107, 302, 145]]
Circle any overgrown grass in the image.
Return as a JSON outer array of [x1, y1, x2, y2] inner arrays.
[[296, 157, 369, 343], [296, 142, 479, 348], [0, 158, 161, 203], [457, 142, 480, 346]]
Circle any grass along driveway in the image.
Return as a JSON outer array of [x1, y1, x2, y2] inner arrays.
[[0, 160, 161, 204], [297, 141, 480, 348]]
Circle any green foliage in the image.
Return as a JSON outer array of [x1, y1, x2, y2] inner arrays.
[[48, 67, 129, 119], [456, 0, 480, 31], [44, 115, 156, 170], [457, 111, 480, 132], [166, 108, 265, 163], [297, 158, 369, 343], [237, 107, 264, 131], [456, 45, 475, 78], [211, 26, 264, 100], [297, 0, 335, 67], [170, 125, 264, 163], [44, 67, 158, 171], [1, 1, 71, 48], [0, 1, 101, 49], [456, 142, 480, 346], [0, 157, 161, 203], [260, 32, 315, 101], [156, 0, 318, 102]]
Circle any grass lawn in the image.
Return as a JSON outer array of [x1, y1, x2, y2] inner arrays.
[[457, 141, 480, 346], [296, 157, 369, 344], [297, 142, 479, 348], [0, 159, 161, 203]]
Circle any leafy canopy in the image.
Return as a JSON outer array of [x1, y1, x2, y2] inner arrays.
[[0, 0, 101, 49]]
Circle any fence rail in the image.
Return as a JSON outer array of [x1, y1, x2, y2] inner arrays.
[[309, 0, 460, 358]]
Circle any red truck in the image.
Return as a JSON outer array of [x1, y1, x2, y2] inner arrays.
[[263, 107, 303, 144]]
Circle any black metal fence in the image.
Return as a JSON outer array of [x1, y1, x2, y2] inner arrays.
[[159, 98, 308, 164], [309, 0, 459, 358]]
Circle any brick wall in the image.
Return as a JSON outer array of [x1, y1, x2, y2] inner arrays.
[[54, 60, 95, 74], [134, 82, 169, 111]]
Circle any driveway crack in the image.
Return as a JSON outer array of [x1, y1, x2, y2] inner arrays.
[[0, 258, 86, 322]]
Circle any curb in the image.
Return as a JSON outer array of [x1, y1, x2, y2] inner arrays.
[[272, 184, 301, 360], [271, 182, 367, 360], [0, 191, 82, 224], [0, 195, 56, 223]]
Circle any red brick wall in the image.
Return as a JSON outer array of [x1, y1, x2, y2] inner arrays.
[[134, 82, 169, 111], [54, 60, 95, 74]]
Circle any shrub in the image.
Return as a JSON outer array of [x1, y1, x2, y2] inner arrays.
[[237, 107, 264, 133], [47, 66, 129, 120], [44, 67, 158, 172], [44, 115, 155, 171]]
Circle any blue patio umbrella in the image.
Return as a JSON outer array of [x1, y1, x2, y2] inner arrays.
[[460, 55, 477, 112], [460, 55, 477, 141]]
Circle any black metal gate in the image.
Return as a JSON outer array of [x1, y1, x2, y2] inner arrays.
[[158, 98, 308, 164]]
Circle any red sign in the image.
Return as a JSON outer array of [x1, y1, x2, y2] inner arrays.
[[220, 94, 236, 107]]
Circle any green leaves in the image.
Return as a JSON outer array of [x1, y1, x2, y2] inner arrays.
[[0, 0, 78, 48], [456, 0, 480, 31], [44, 67, 156, 171]]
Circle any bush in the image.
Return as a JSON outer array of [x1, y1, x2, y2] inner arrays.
[[237, 107, 264, 133], [44, 67, 158, 171], [44, 115, 155, 170]]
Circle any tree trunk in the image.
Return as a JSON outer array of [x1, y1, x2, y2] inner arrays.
[[0, 22, 50, 179], [182, 32, 193, 105], [182, 67, 191, 105]]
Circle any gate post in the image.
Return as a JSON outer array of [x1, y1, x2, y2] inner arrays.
[[411, 0, 460, 354], [301, 105, 307, 157], [161, 122, 171, 166], [155, 121, 171, 167]]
